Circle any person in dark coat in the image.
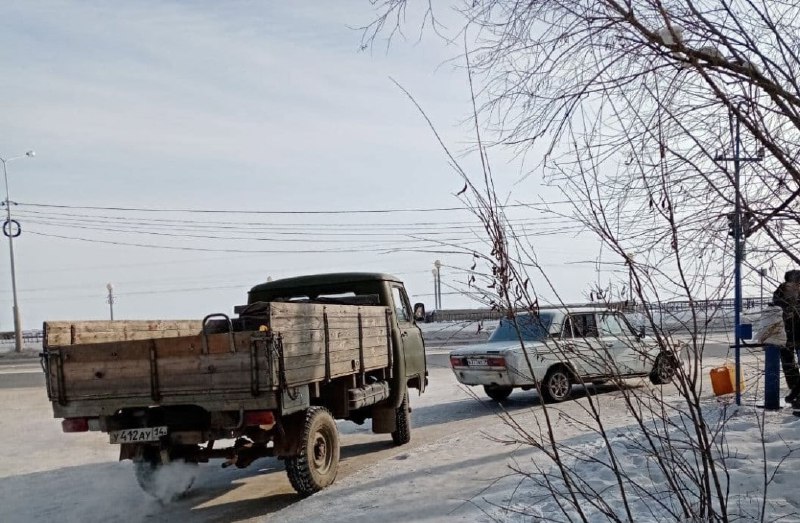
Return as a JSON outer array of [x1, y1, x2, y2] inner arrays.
[[774, 270, 800, 404]]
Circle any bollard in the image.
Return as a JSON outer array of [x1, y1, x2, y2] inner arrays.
[[763, 344, 781, 410]]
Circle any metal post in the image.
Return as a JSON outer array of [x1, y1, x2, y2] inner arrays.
[[437, 265, 442, 310], [733, 113, 743, 406], [106, 283, 115, 321], [1, 158, 23, 352], [431, 269, 438, 310], [715, 105, 763, 406], [763, 344, 781, 410], [433, 260, 443, 311]]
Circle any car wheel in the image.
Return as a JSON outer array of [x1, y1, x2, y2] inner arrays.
[[649, 353, 676, 385], [541, 367, 572, 403], [483, 385, 513, 401]]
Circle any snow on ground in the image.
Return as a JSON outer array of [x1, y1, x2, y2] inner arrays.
[[2, 309, 796, 522], [271, 388, 800, 523]]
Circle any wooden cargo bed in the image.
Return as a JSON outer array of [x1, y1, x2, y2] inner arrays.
[[43, 302, 392, 416]]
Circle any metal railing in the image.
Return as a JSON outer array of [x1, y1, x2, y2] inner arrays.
[[425, 297, 772, 322]]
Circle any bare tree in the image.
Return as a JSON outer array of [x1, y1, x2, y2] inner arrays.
[[361, 1, 800, 521]]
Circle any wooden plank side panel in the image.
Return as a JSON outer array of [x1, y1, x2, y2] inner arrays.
[[55, 332, 257, 364], [267, 302, 388, 320], [284, 355, 388, 387], [61, 351, 278, 399], [274, 328, 387, 346], [282, 342, 389, 371], [280, 335, 388, 359], [269, 316, 387, 333], [44, 320, 202, 347]]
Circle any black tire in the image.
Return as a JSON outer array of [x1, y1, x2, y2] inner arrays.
[[650, 353, 676, 385], [541, 366, 573, 403], [391, 391, 411, 445], [285, 407, 340, 496], [483, 385, 513, 401], [133, 445, 198, 502]]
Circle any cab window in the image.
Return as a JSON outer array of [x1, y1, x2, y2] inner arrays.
[[391, 286, 411, 322]]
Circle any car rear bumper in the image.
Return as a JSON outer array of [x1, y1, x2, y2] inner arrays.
[[451, 367, 517, 387]]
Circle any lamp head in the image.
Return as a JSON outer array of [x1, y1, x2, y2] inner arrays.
[[106, 282, 114, 292], [25, 150, 35, 158]]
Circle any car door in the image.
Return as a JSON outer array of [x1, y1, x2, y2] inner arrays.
[[597, 311, 641, 375], [564, 313, 610, 377], [390, 284, 427, 392]]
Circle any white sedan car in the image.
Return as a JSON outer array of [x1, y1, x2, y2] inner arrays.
[[449, 308, 676, 402]]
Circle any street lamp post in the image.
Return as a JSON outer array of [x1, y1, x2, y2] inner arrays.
[[106, 283, 115, 321], [0, 150, 34, 352]]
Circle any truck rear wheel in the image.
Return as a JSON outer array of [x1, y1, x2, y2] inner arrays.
[[285, 407, 340, 496], [391, 391, 411, 445], [133, 444, 198, 502]]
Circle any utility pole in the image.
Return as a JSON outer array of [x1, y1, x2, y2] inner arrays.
[[715, 103, 763, 406], [434, 260, 442, 310], [106, 283, 115, 321], [0, 150, 34, 352]]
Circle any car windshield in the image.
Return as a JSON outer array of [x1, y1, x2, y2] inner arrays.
[[489, 313, 554, 342]]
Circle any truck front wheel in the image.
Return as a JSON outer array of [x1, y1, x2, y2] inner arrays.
[[285, 407, 340, 496], [391, 391, 411, 445]]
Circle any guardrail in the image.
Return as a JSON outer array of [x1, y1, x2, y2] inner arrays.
[[426, 297, 771, 322], [0, 330, 43, 345]]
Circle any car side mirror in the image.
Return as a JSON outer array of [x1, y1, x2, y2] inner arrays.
[[413, 303, 426, 322]]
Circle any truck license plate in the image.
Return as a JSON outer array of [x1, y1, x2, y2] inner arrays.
[[467, 358, 488, 366], [109, 426, 168, 444]]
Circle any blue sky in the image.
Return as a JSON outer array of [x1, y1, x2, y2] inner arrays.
[[0, 1, 606, 328]]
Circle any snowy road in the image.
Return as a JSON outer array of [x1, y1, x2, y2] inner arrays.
[[0, 335, 768, 522]]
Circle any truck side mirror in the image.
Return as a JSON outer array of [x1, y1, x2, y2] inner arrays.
[[413, 303, 426, 322]]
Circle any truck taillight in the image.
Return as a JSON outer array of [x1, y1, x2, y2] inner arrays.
[[244, 410, 275, 427], [487, 357, 506, 367], [62, 418, 89, 433], [450, 356, 464, 367]]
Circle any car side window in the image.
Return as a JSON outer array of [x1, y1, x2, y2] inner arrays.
[[599, 313, 625, 337], [571, 314, 598, 337], [391, 286, 411, 322]]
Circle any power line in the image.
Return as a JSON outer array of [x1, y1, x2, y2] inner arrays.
[[27, 230, 471, 255], [19, 201, 565, 215]]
